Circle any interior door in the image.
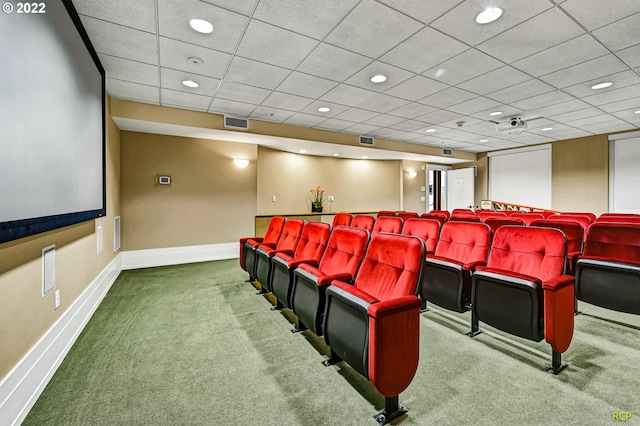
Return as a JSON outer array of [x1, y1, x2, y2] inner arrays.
[[446, 168, 475, 210]]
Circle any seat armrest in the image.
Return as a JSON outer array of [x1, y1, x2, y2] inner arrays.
[[463, 260, 487, 271], [288, 258, 319, 269], [325, 282, 374, 314], [331, 280, 379, 304], [578, 255, 640, 269], [240, 236, 262, 244], [368, 296, 422, 319], [316, 272, 354, 287], [274, 252, 294, 264], [425, 256, 464, 272], [543, 275, 575, 354]]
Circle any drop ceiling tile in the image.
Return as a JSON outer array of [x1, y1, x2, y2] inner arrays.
[[384, 76, 449, 101], [324, 0, 424, 58], [106, 79, 160, 104], [548, 129, 594, 139], [81, 17, 158, 64], [511, 34, 609, 77], [357, 94, 409, 114], [372, 128, 404, 138], [377, 0, 462, 24], [430, 0, 553, 46], [415, 109, 463, 124], [333, 108, 380, 122], [438, 116, 483, 129], [251, 106, 295, 122], [344, 62, 414, 92], [300, 101, 350, 117], [611, 108, 640, 121], [388, 131, 423, 141], [296, 43, 371, 82], [159, 37, 231, 79], [225, 57, 289, 89], [578, 119, 632, 133], [99, 54, 159, 86], [319, 84, 379, 107], [215, 81, 271, 104], [208, 98, 257, 116], [560, 0, 640, 31], [236, 20, 318, 69], [447, 97, 502, 116], [540, 54, 628, 88], [253, 0, 359, 39], [387, 103, 437, 119], [470, 106, 525, 122], [409, 135, 447, 145], [160, 68, 220, 94], [379, 27, 468, 74], [315, 118, 358, 131], [343, 123, 383, 135], [487, 80, 555, 104], [511, 90, 576, 111], [599, 97, 640, 114], [275, 72, 337, 99], [364, 114, 406, 127], [418, 87, 477, 109], [200, 0, 259, 16], [550, 107, 604, 123], [583, 84, 640, 107], [616, 43, 640, 68], [422, 49, 503, 86], [593, 12, 640, 51], [390, 120, 430, 132], [564, 114, 615, 128], [75, 0, 157, 32], [261, 92, 314, 112], [161, 88, 212, 111], [564, 70, 640, 99], [285, 113, 331, 127], [458, 66, 531, 96], [534, 99, 592, 117], [477, 8, 585, 64], [158, 0, 248, 53]]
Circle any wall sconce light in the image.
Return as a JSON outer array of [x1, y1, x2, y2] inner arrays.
[[233, 159, 249, 168], [407, 170, 417, 178]]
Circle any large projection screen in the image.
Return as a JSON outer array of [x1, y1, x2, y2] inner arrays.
[[610, 132, 640, 213], [0, 0, 105, 244]]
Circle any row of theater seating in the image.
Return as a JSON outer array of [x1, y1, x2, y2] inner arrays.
[[238, 210, 640, 424]]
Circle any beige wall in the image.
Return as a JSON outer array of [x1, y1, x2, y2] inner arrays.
[[120, 132, 257, 250], [0, 97, 121, 381], [402, 160, 427, 214], [552, 134, 609, 215], [257, 147, 402, 214]]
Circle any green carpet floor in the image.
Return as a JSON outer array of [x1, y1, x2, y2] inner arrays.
[[23, 259, 640, 425]]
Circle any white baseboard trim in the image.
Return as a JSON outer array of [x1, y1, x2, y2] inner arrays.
[[0, 254, 122, 426], [120, 242, 237, 270]]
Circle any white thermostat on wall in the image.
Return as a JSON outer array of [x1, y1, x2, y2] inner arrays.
[[157, 175, 171, 185]]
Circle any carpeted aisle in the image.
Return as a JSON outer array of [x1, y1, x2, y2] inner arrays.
[[23, 259, 640, 425]]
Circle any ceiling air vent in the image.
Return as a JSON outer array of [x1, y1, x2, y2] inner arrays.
[[224, 115, 249, 130], [442, 148, 453, 156], [359, 135, 374, 146]]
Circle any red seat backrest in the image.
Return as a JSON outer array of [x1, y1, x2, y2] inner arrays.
[[354, 233, 425, 302], [398, 212, 419, 221], [373, 216, 403, 235], [559, 212, 596, 222], [317, 227, 370, 276], [511, 212, 544, 225], [430, 210, 450, 220], [484, 217, 526, 233], [351, 215, 375, 232], [263, 216, 287, 245], [530, 219, 584, 253], [332, 213, 353, 227], [595, 216, 640, 224], [583, 222, 640, 264], [434, 222, 491, 264], [449, 214, 482, 223], [274, 219, 305, 251], [402, 218, 440, 254], [547, 215, 591, 241], [452, 208, 474, 215], [377, 210, 397, 218], [293, 222, 332, 262], [420, 213, 447, 225], [488, 226, 567, 281], [477, 211, 507, 220], [537, 211, 557, 218]]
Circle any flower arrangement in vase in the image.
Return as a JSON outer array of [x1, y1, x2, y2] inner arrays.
[[308, 185, 325, 212]]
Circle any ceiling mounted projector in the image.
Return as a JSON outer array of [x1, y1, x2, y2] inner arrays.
[[496, 117, 527, 134]]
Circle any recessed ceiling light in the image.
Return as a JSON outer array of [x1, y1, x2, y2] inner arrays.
[[635, 110, 640, 114], [591, 81, 613, 90], [541, 127, 553, 131], [480, 139, 489, 142], [182, 80, 199, 88], [299, 149, 307, 154], [318, 107, 331, 113], [475, 7, 503, 24], [426, 128, 437, 133], [333, 153, 341, 157], [189, 18, 213, 34], [370, 74, 387, 83], [489, 111, 503, 116], [361, 155, 368, 159]]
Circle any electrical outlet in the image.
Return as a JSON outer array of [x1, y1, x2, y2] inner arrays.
[[420, 186, 426, 192], [421, 196, 426, 202], [54, 290, 60, 309]]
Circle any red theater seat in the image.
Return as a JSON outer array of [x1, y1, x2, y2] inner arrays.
[[595, 215, 640, 224], [558, 212, 597, 222], [477, 210, 507, 221], [420, 212, 447, 226], [452, 208, 474, 214], [430, 210, 450, 220], [322, 233, 425, 424], [239, 216, 286, 280], [420, 222, 491, 312], [449, 213, 482, 223], [510, 212, 545, 225], [351, 215, 375, 232], [397, 211, 419, 221], [377, 210, 397, 218], [483, 217, 526, 233], [270, 222, 332, 310], [254, 219, 305, 294], [470, 226, 574, 374], [290, 227, 370, 336], [402, 218, 441, 255], [332, 213, 353, 227], [530, 219, 584, 275], [549, 214, 592, 242], [575, 222, 640, 315], [372, 216, 403, 235]]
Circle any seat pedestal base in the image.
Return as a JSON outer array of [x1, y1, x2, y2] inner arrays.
[[291, 320, 307, 334], [546, 351, 568, 375], [373, 396, 408, 425], [321, 350, 342, 367]]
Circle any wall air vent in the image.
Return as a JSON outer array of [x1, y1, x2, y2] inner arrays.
[[359, 135, 374, 146], [224, 115, 249, 130], [442, 148, 453, 156]]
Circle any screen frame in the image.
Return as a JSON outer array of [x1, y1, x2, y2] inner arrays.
[[0, 0, 106, 244]]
